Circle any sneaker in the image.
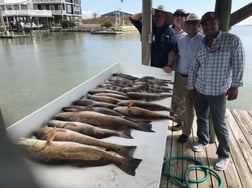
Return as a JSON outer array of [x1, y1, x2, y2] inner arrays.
[[214, 158, 230, 171], [177, 134, 189, 143], [171, 124, 182, 131], [192, 143, 208, 152]]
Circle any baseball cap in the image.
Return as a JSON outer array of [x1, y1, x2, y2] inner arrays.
[[173, 9, 189, 17], [200, 12, 219, 24]]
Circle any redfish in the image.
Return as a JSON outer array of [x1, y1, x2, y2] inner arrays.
[[53, 111, 153, 132], [117, 100, 171, 111], [47, 120, 132, 139], [35, 127, 136, 158], [114, 106, 177, 121], [17, 138, 142, 176]]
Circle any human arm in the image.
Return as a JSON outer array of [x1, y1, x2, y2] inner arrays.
[[230, 37, 245, 88], [163, 51, 176, 73], [129, 13, 142, 21]]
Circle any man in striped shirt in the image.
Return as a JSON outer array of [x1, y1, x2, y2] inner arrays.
[[187, 12, 245, 171]]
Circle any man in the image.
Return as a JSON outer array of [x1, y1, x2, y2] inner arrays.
[[172, 13, 203, 143], [187, 12, 245, 171], [129, 5, 177, 71], [169, 9, 188, 131], [170, 9, 188, 39]]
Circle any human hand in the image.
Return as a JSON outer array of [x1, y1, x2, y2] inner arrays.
[[189, 90, 196, 103], [226, 87, 238, 101], [163, 65, 172, 73]]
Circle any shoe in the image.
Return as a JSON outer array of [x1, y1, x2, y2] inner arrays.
[[214, 158, 229, 171], [177, 134, 189, 143], [171, 124, 182, 131], [192, 143, 208, 152]]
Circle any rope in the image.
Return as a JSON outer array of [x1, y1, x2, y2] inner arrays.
[[162, 156, 223, 188]]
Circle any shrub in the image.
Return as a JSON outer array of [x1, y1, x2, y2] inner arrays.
[[60, 20, 76, 28], [101, 21, 113, 29]]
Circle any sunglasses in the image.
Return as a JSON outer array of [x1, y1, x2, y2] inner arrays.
[[174, 13, 187, 17]]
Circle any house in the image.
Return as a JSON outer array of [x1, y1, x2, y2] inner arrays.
[[0, 0, 81, 30]]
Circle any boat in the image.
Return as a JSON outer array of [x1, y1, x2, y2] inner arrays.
[[7, 63, 174, 188]]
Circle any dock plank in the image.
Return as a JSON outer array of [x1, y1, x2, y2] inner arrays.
[[160, 109, 252, 188]]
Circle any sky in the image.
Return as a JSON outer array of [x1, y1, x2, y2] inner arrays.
[[82, 0, 252, 25]]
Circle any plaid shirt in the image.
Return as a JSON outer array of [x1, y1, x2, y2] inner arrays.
[[187, 31, 245, 96]]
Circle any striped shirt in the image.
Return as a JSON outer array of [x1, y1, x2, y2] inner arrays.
[[187, 31, 245, 96]]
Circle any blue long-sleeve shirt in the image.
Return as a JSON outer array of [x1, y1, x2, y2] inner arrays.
[[129, 16, 178, 68], [187, 31, 245, 96]]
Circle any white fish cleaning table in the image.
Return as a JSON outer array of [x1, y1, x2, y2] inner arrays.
[[7, 63, 174, 188]]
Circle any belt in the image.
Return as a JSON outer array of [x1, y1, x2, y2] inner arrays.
[[178, 73, 188, 77]]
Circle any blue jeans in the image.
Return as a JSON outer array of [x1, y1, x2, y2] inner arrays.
[[194, 91, 230, 158]]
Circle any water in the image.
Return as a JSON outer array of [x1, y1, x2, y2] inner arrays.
[[0, 26, 251, 126]]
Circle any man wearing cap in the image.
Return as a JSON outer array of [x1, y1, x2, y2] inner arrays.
[[129, 5, 177, 69], [169, 9, 189, 131], [171, 13, 203, 143], [171, 9, 189, 39], [187, 12, 245, 171]]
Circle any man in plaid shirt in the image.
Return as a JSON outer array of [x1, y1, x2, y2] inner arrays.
[[187, 12, 245, 171]]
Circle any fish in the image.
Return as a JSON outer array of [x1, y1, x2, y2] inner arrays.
[[126, 91, 172, 101], [88, 88, 127, 96], [117, 100, 171, 111], [87, 94, 121, 104], [72, 99, 117, 109], [35, 127, 136, 158], [62, 106, 152, 125], [53, 111, 153, 132], [47, 120, 132, 139], [111, 73, 139, 81], [113, 106, 177, 121], [17, 138, 142, 176], [92, 93, 130, 100], [136, 76, 173, 84]]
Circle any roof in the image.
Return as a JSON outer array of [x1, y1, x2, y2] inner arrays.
[[101, 10, 132, 17]]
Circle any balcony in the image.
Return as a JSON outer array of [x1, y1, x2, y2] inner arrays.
[[3, 9, 52, 17]]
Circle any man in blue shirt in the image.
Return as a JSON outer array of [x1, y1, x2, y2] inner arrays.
[[129, 5, 177, 70], [187, 12, 245, 171]]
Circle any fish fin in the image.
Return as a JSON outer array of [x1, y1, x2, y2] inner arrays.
[[116, 158, 142, 176], [46, 127, 56, 144], [137, 122, 154, 132], [128, 100, 136, 108], [118, 128, 133, 139]]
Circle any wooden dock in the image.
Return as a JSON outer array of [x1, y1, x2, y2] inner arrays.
[[160, 109, 252, 188]]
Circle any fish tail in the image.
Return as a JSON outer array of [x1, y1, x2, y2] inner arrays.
[[116, 157, 142, 176], [111, 145, 136, 158], [118, 128, 133, 139], [137, 122, 154, 132]]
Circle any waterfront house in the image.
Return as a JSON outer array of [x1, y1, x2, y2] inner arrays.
[[0, 0, 81, 30]]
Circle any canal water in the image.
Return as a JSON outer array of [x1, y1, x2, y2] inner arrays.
[[0, 26, 251, 126]]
